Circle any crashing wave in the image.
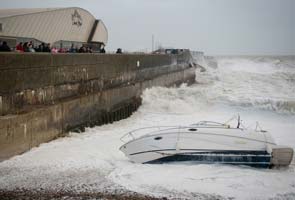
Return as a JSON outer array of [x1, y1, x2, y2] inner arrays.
[[140, 56, 295, 115], [224, 97, 295, 114]]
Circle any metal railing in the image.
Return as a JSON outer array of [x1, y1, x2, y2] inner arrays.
[[120, 121, 232, 143]]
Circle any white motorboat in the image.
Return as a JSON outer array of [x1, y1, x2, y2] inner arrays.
[[120, 119, 293, 168]]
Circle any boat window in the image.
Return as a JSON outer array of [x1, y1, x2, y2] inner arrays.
[[154, 136, 162, 140], [188, 128, 197, 131]]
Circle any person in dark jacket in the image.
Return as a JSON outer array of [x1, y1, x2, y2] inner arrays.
[[100, 47, 106, 53], [78, 45, 86, 53], [23, 42, 30, 52], [43, 43, 51, 52], [0, 41, 11, 52], [36, 43, 45, 52], [116, 48, 122, 54]]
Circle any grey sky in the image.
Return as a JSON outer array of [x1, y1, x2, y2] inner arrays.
[[1, 0, 294, 55]]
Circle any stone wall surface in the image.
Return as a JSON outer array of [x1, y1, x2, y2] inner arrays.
[[0, 53, 190, 115], [0, 52, 196, 161]]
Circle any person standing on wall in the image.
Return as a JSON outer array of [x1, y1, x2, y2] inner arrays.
[[0, 41, 11, 52], [100, 47, 106, 53], [16, 42, 24, 52], [116, 48, 122, 54]]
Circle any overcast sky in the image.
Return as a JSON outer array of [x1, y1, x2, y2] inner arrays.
[[1, 0, 294, 55]]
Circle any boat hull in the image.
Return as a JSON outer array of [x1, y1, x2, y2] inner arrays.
[[120, 127, 276, 167], [145, 150, 271, 168]]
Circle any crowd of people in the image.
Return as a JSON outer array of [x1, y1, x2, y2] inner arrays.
[[0, 40, 108, 53], [15, 41, 51, 52]]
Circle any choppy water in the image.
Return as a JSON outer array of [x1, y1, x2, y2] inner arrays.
[[0, 56, 295, 200], [203, 56, 295, 114]]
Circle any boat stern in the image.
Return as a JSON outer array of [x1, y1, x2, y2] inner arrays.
[[270, 146, 294, 167]]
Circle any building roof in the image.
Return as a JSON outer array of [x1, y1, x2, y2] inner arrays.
[[0, 8, 61, 18], [0, 7, 108, 45]]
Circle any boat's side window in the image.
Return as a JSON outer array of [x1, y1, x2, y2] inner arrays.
[[188, 128, 197, 131], [154, 136, 162, 140]]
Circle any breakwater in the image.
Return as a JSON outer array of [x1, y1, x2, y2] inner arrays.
[[0, 51, 196, 161]]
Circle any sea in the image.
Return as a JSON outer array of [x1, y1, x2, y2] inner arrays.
[[0, 55, 294, 200]]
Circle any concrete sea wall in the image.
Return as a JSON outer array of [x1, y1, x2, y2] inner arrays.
[[0, 52, 195, 161]]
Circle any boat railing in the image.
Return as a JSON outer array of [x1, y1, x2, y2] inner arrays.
[[120, 126, 186, 143], [120, 121, 231, 143], [190, 121, 230, 128]]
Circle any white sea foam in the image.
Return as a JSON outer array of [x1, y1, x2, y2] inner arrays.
[[194, 56, 295, 114], [0, 56, 294, 199]]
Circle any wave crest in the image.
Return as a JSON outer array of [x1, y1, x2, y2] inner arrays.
[[141, 56, 295, 115]]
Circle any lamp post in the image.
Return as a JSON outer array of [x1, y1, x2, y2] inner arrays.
[[152, 34, 154, 52]]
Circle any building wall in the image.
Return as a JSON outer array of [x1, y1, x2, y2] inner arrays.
[[0, 52, 196, 161], [91, 21, 108, 44], [0, 7, 107, 45]]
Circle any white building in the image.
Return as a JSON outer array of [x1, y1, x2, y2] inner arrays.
[[0, 7, 108, 50]]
